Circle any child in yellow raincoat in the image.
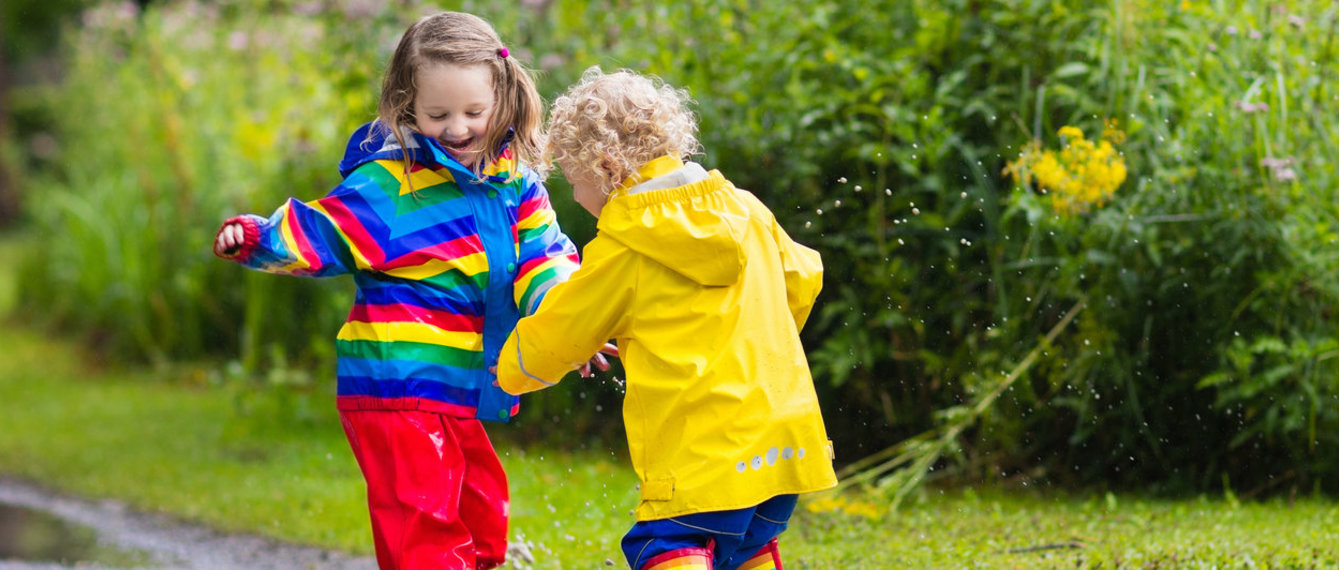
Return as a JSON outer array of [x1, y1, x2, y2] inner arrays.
[[495, 67, 837, 570]]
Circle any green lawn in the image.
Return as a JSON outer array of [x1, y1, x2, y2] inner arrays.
[[0, 323, 640, 563], [0, 237, 1336, 568], [2, 325, 1336, 568]]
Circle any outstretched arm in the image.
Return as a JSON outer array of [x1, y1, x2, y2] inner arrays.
[[214, 185, 370, 278], [497, 239, 633, 395]]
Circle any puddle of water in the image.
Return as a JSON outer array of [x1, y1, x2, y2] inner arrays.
[[0, 501, 157, 567]]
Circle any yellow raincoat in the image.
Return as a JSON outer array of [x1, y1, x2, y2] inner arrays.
[[498, 155, 837, 520]]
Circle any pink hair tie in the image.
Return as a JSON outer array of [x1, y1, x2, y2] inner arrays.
[[498, 47, 510, 59]]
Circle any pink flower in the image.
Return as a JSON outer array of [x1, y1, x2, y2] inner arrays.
[[1260, 157, 1299, 182], [340, 0, 381, 20], [539, 53, 566, 71], [228, 31, 249, 51], [295, 1, 324, 17], [1234, 99, 1270, 113]]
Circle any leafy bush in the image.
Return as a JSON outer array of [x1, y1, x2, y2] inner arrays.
[[12, 0, 1339, 495], [15, 0, 402, 370], [526, 0, 1339, 495]]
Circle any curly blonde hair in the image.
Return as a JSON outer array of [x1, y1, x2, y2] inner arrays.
[[544, 67, 702, 192]]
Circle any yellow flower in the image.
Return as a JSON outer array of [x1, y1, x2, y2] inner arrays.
[[841, 500, 884, 520], [1102, 119, 1127, 144], [802, 494, 884, 520], [1057, 126, 1084, 140], [1004, 124, 1127, 216], [236, 115, 277, 161], [804, 495, 847, 513]]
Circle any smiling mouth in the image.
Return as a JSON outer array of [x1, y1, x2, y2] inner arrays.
[[442, 138, 474, 153]]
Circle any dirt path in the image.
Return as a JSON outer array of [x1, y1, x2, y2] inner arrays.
[[0, 477, 376, 570]]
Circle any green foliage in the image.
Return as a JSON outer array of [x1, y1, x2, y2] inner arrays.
[[521, 0, 1339, 494], [15, 0, 404, 372], [0, 0, 87, 66], [10, 0, 1339, 496]]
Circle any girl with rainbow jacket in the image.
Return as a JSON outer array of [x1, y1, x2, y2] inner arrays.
[[213, 12, 579, 569]]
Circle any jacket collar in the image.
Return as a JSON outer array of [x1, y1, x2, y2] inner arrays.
[[610, 155, 685, 199], [339, 121, 519, 183], [410, 128, 519, 184]]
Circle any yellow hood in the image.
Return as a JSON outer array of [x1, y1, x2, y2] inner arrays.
[[597, 168, 748, 287]]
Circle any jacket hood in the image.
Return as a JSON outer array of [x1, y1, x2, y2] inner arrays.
[[338, 121, 519, 182], [597, 166, 748, 287]]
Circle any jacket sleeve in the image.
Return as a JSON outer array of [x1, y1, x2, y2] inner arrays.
[[497, 238, 633, 395], [217, 174, 377, 277], [773, 219, 824, 331], [512, 176, 581, 315]]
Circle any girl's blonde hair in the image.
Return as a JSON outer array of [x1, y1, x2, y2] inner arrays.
[[545, 67, 702, 192], [377, 11, 542, 175]]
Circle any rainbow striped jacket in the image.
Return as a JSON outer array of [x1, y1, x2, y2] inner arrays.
[[221, 122, 579, 421]]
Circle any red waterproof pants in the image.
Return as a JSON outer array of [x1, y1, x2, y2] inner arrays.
[[340, 410, 509, 570]]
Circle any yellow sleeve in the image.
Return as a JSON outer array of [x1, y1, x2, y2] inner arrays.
[[774, 218, 824, 331], [497, 237, 636, 394]]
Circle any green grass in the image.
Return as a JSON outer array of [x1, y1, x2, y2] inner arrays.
[[0, 235, 1335, 569], [1, 325, 1336, 568], [0, 324, 642, 563], [0, 229, 23, 314], [801, 489, 1339, 568]]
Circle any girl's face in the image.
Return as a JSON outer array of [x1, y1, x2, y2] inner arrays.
[[558, 159, 610, 218], [413, 62, 495, 169]]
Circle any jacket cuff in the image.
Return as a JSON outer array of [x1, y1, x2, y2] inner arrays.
[[496, 331, 558, 395], [216, 216, 260, 261]]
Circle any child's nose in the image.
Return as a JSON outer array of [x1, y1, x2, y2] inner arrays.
[[445, 118, 470, 138]]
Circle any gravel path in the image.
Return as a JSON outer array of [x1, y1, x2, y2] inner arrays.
[[0, 477, 376, 570]]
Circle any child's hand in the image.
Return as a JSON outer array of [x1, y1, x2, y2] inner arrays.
[[578, 343, 620, 378], [214, 222, 245, 257]]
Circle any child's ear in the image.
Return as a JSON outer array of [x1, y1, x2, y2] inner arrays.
[[596, 158, 621, 188]]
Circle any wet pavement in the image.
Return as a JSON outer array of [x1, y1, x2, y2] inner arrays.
[[0, 477, 376, 570]]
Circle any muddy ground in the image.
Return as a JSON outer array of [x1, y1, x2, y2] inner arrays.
[[0, 477, 376, 570]]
